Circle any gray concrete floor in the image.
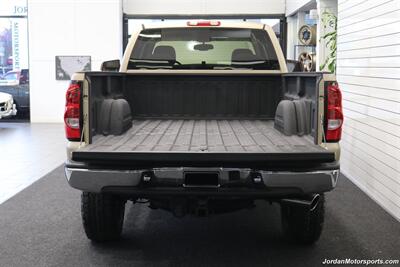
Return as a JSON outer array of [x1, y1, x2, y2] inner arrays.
[[0, 123, 66, 204]]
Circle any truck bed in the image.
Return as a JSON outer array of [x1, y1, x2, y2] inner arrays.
[[73, 119, 335, 167]]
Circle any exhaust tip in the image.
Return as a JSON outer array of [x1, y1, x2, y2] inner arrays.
[[309, 194, 320, 211]]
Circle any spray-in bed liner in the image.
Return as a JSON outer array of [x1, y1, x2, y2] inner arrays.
[[73, 119, 334, 165]]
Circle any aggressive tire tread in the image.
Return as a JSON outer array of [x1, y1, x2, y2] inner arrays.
[[281, 194, 325, 245], [81, 192, 125, 242]]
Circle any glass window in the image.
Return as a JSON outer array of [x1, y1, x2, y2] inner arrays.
[[128, 28, 280, 70], [124, 18, 283, 52], [4, 72, 17, 80], [0, 16, 29, 121]]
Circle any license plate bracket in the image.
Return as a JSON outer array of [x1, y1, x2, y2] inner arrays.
[[183, 172, 220, 188]]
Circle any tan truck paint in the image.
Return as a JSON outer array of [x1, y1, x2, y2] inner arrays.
[[67, 22, 340, 162]]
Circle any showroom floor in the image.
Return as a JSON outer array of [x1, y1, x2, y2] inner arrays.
[[0, 123, 399, 266], [0, 123, 66, 204], [0, 167, 399, 267]]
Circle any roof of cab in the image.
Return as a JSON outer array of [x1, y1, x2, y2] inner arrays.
[[142, 20, 267, 30]]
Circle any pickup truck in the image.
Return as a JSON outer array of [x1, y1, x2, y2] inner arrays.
[[64, 21, 342, 244]]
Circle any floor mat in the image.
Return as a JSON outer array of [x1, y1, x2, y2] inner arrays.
[[0, 165, 399, 267]]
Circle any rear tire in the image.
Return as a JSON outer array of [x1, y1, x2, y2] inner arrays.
[[281, 194, 325, 245], [81, 192, 126, 242]]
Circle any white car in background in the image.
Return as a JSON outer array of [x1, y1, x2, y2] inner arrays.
[[0, 92, 17, 119]]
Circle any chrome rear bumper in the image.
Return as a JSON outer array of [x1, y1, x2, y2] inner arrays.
[[65, 164, 339, 195]]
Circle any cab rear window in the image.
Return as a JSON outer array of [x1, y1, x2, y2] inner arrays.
[[128, 28, 280, 70]]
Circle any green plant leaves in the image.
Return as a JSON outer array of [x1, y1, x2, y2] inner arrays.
[[320, 10, 337, 73]]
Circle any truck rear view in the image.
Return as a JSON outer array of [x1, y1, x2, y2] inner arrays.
[[64, 21, 342, 244]]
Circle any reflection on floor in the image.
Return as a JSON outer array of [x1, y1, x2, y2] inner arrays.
[[0, 123, 66, 204]]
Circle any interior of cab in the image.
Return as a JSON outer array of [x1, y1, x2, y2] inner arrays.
[[128, 28, 280, 69]]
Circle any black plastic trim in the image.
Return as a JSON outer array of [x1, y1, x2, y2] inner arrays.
[[72, 151, 335, 167], [65, 160, 339, 171], [102, 186, 301, 198], [123, 14, 286, 20]]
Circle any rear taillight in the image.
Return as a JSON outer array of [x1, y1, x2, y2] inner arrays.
[[64, 82, 81, 141], [325, 82, 343, 142]]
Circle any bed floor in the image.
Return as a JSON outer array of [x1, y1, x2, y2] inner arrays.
[[81, 119, 325, 154]]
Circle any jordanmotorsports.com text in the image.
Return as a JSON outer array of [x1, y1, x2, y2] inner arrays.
[[322, 258, 399, 265]]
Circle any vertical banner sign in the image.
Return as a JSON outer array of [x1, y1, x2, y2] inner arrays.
[[12, 20, 20, 70], [11, 19, 28, 70], [0, 0, 28, 70]]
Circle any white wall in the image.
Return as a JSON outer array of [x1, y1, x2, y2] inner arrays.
[[337, 0, 400, 221], [123, 0, 285, 15], [28, 0, 123, 123], [316, 0, 337, 71], [285, 0, 312, 16], [286, 15, 297, 59], [285, 11, 307, 60], [0, 0, 27, 16]]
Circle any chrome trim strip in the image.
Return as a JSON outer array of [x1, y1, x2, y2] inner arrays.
[[65, 166, 340, 193]]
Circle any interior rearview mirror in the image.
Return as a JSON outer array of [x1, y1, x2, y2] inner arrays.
[[194, 43, 214, 51], [101, 60, 120, 71]]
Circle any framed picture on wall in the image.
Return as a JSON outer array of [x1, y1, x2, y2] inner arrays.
[[55, 56, 91, 80]]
